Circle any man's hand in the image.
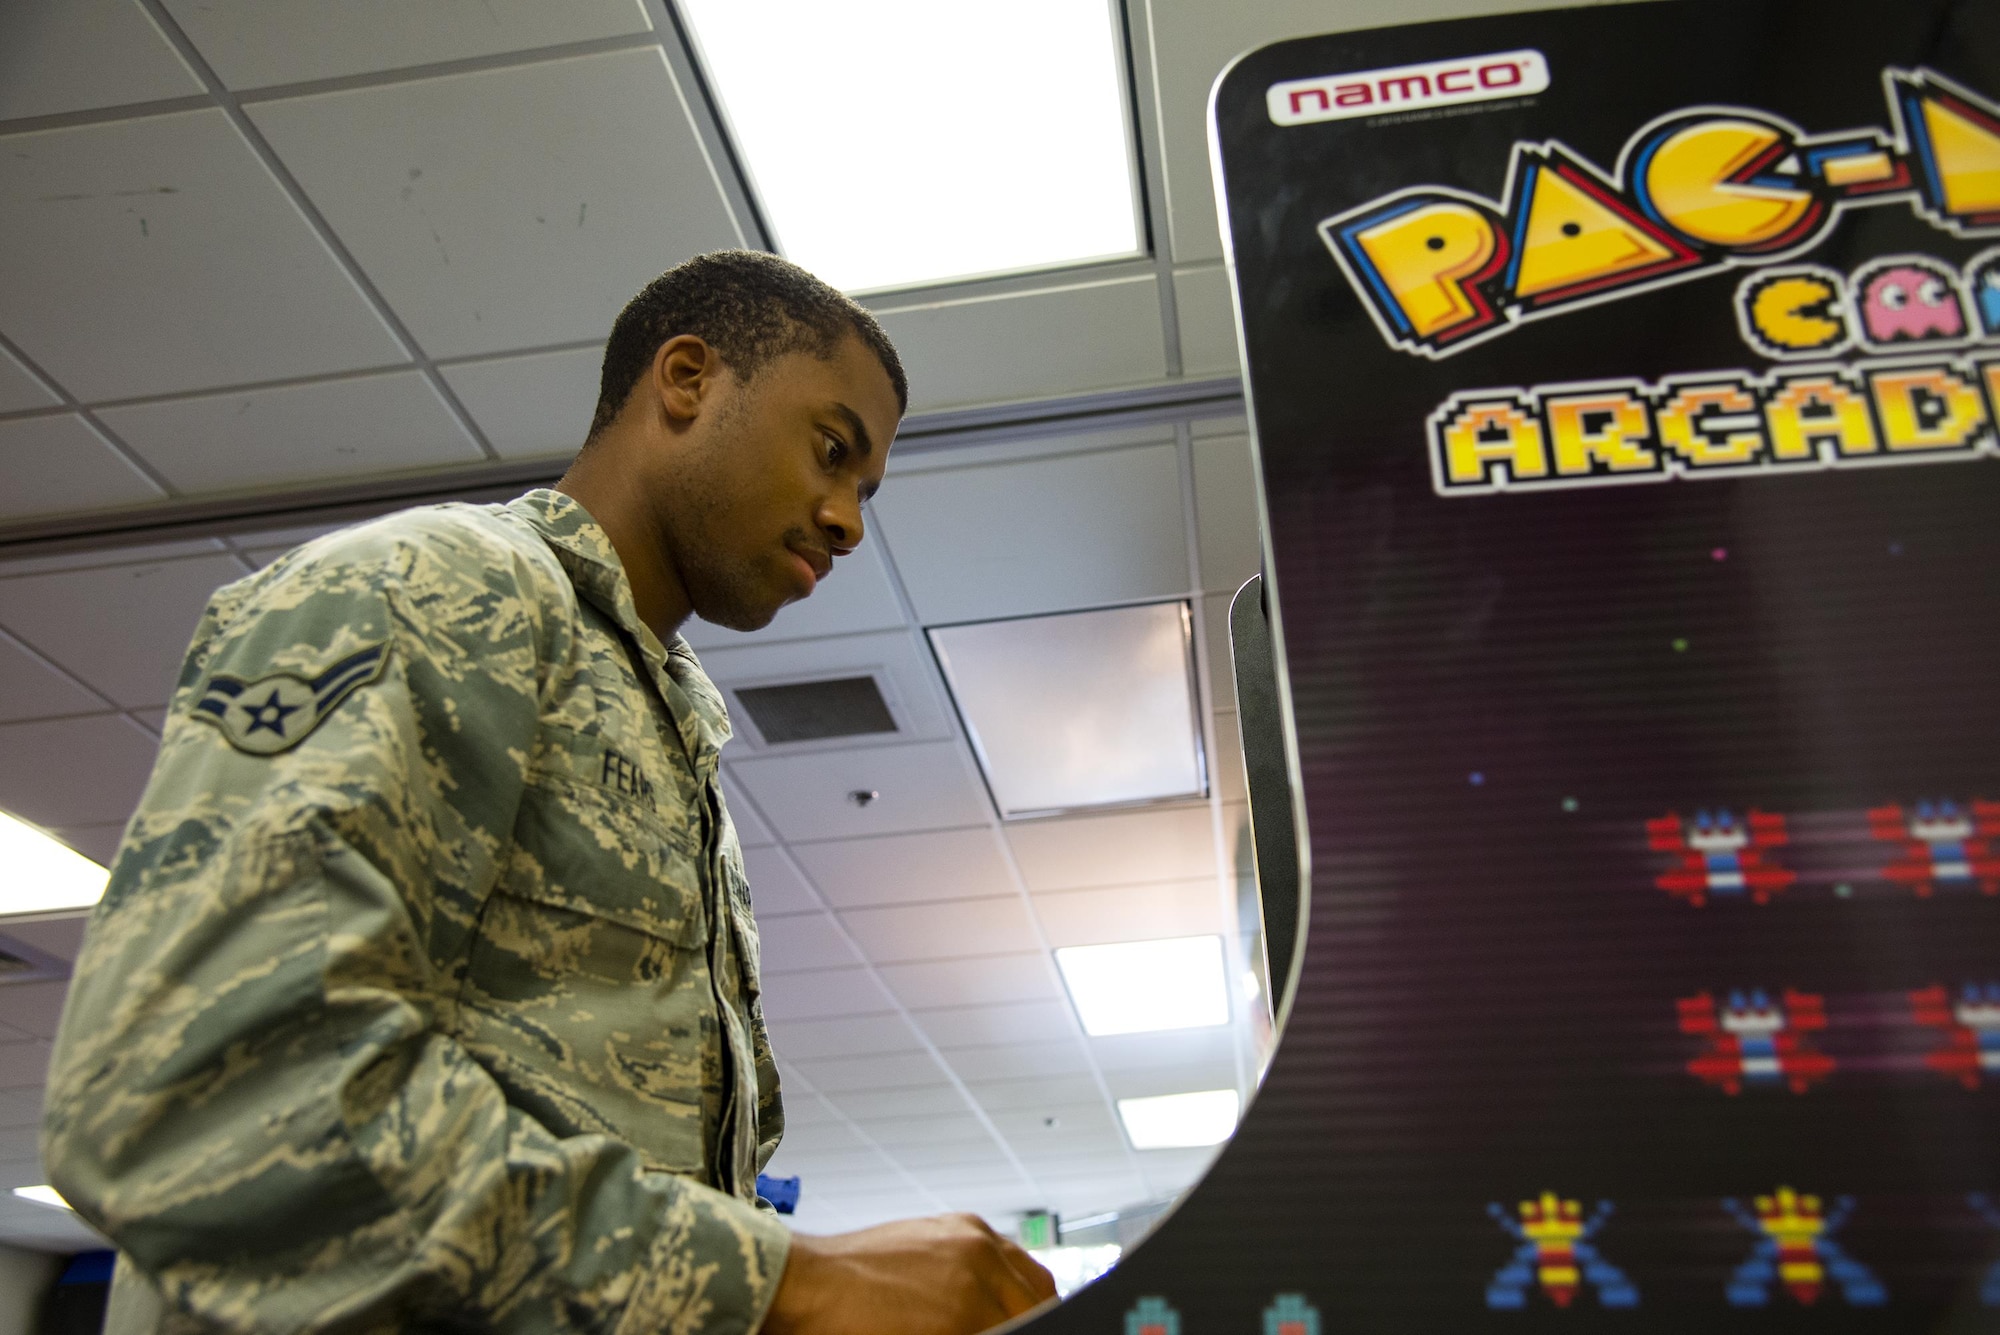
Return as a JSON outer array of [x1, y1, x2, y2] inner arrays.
[[762, 1213, 1059, 1335]]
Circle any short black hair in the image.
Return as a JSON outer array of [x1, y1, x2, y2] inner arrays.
[[588, 250, 908, 440]]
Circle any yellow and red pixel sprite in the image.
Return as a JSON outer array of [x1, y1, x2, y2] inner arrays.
[[1321, 67, 2000, 360]]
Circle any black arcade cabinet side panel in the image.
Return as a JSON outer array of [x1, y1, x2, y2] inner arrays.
[[1019, 1, 2000, 1331]]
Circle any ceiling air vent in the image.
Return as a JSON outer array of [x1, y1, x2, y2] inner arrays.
[[734, 675, 899, 745]]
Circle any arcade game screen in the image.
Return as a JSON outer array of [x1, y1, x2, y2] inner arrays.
[[1023, 0, 2000, 1329]]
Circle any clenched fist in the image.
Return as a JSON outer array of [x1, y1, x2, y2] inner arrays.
[[763, 1213, 1060, 1335]]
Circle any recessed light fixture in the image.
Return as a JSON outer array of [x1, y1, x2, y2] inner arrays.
[[0, 811, 108, 916], [1116, 1089, 1241, 1150], [676, 0, 1143, 293], [13, 1184, 70, 1210], [930, 603, 1206, 820], [1055, 935, 1229, 1037]]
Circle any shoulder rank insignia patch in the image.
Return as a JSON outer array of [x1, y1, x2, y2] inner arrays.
[[193, 642, 389, 755]]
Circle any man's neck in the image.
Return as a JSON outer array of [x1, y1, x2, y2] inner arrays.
[[555, 451, 693, 643]]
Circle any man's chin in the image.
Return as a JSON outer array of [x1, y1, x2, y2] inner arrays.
[[694, 597, 784, 634]]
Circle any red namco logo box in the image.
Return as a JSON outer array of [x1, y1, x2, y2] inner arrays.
[[1266, 49, 1549, 126]]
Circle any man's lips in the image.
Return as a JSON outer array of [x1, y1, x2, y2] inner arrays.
[[787, 545, 831, 592]]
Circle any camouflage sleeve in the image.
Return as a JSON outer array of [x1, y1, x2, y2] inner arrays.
[[41, 516, 791, 1335]]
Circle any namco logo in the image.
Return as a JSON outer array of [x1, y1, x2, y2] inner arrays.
[[1267, 50, 1549, 127]]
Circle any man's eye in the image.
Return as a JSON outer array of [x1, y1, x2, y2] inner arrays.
[[824, 434, 847, 465]]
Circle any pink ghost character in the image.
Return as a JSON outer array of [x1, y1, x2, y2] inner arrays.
[[1860, 264, 1966, 344]]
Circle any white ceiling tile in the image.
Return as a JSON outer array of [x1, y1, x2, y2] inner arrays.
[[849, 1114, 994, 1153], [988, 1101, 1119, 1143], [741, 846, 820, 918], [0, 1041, 49, 1091], [0, 1155, 50, 1190], [99, 371, 482, 494], [877, 953, 1059, 1011], [0, 553, 246, 707], [0, 715, 156, 829], [873, 443, 1188, 624], [962, 1073, 1103, 1112], [773, 1091, 840, 1126], [1148, 0, 1570, 264], [789, 1051, 950, 1095], [1193, 415, 1250, 440], [764, 1120, 868, 1155], [1203, 590, 1239, 707], [439, 345, 598, 460], [909, 1164, 1031, 1194], [872, 278, 1166, 414], [0, 984, 66, 1041], [231, 521, 345, 551], [697, 630, 948, 746], [890, 423, 1169, 479], [1211, 710, 1247, 808], [914, 1000, 1077, 1051], [887, 1141, 1015, 1171], [0, 0, 199, 121], [1192, 434, 1261, 594], [0, 1088, 42, 1129], [762, 1147, 897, 1179], [720, 771, 776, 848], [1100, 1059, 1238, 1103], [839, 897, 1041, 965], [1030, 879, 1226, 949], [165, 0, 652, 88], [728, 740, 989, 842], [824, 1083, 971, 1121], [753, 911, 863, 975], [0, 414, 165, 521], [0, 915, 88, 963], [793, 827, 1018, 911], [1006, 806, 1217, 892], [941, 1040, 1092, 1083], [766, 1013, 923, 1062], [1042, 1173, 1150, 1217], [683, 540, 908, 650], [1174, 264, 1241, 378], [50, 824, 125, 867], [0, 539, 223, 583], [1088, 1026, 1239, 1074], [0, 633, 104, 724], [0, 110, 404, 401], [249, 49, 742, 359], [757, 966, 897, 1023], [130, 708, 169, 735], [0, 347, 58, 415]]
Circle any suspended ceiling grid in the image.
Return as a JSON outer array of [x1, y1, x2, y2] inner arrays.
[[0, 0, 1578, 1252]]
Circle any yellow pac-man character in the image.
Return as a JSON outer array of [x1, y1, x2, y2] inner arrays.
[[1736, 268, 1852, 358]]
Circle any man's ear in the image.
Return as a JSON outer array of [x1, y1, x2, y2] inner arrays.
[[652, 334, 718, 425]]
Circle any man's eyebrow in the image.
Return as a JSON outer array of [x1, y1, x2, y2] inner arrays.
[[831, 403, 875, 459]]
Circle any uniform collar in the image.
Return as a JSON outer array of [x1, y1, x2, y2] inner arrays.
[[506, 488, 733, 751]]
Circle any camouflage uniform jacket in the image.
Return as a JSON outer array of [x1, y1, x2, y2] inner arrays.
[[42, 489, 791, 1334]]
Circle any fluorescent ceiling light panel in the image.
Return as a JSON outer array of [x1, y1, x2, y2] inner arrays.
[[1116, 1088, 1241, 1150], [13, 1184, 70, 1210], [1056, 934, 1229, 1036], [0, 810, 107, 915], [677, 0, 1143, 292], [930, 603, 1204, 818]]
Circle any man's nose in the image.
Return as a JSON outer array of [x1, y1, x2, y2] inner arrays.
[[819, 492, 865, 554]]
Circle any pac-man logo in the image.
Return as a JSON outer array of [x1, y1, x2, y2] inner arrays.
[[1324, 67, 2000, 358]]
